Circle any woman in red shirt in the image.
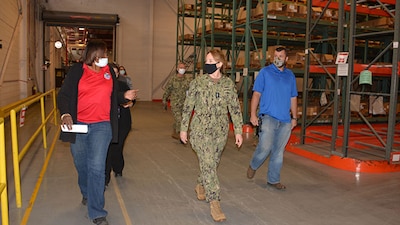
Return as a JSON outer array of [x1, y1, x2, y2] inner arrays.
[[58, 40, 137, 225]]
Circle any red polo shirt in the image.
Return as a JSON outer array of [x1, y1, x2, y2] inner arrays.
[[77, 64, 113, 123]]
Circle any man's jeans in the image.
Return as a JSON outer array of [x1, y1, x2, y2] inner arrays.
[[250, 115, 291, 184], [71, 121, 112, 220]]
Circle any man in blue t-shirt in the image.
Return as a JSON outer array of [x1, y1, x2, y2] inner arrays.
[[247, 46, 298, 191]]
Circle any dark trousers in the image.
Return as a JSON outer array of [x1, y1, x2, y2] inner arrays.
[[105, 108, 131, 185]]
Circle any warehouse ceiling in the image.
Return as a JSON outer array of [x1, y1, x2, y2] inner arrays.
[[53, 25, 114, 63], [59, 26, 114, 51], [42, 10, 118, 62]]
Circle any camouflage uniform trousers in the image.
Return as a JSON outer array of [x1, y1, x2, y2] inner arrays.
[[171, 101, 184, 133], [190, 125, 228, 202]]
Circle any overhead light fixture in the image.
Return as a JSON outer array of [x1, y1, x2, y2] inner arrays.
[[55, 40, 63, 49]]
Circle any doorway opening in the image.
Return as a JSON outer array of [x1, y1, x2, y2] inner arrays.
[[41, 10, 119, 88]]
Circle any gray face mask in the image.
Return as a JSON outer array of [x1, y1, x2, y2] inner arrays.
[[273, 57, 285, 68]]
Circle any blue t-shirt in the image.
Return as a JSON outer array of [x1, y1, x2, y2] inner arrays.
[[253, 64, 298, 123]]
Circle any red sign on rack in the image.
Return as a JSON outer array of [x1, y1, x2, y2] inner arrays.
[[335, 52, 349, 65], [20, 107, 27, 127]]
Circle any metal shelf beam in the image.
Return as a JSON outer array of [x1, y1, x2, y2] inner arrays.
[[312, 0, 394, 17]]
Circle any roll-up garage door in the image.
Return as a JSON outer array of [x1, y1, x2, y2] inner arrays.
[[41, 10, 119, 26]]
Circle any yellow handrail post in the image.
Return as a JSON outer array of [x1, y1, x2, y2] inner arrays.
[[10, 109, 22, 208], [53, 90, 58, 125], [5, 89, 58, 209], [0, 116, 10, 225], [40, 97, 48, 149]]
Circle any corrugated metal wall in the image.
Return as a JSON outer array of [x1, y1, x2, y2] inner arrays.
[[0, 0, 22, 106], [0, 0, 38, 107]]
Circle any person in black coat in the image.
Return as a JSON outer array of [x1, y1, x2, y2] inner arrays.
[[105, 63, 135, 186]]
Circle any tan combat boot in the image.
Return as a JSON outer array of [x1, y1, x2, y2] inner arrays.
[[210, 200, 226, 222], [194, 184, 206, 201]]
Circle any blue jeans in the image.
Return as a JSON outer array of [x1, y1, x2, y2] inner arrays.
[[250, 115, 291, 184], [70, 121, 112, 220]]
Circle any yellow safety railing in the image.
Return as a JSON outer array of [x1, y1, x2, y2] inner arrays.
[[0, 94, 40, 118], [0, 115, 10, 225], [9, 89, 58, 208]]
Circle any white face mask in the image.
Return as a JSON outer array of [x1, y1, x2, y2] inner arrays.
[[178, 68, 186, 75], [120, 70, 126, 75], [95, 58, 108, 67]]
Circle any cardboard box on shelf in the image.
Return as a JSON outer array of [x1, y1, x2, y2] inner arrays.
[[286, 48, 302, 67], [299, 5, 332, 18], [196, 62, 201, 69], [309, 53, 323, 64], [295, 51, 322, 65], [280, 32, 296, 38], [323, 9, 336, 20], [180, 4, 202, 12], [295, 52, 306, 65], [284, 4, 298, 13], [358, 17, 394, 28], [250, 49, 264, 67], [184, 4, 193, 10], [178, 34, 194, 41], [236, 51, 245, 67], [253, 2, 284, 18], [297, 105, 318, 117], [294, 78, 313, 92], [312, 7, 322, 18], [298, 5, 307, 15], [268, 2, 283, 12], [321, 54, 335, 64], [224, 23, 232, 30], [237, 6, 247, 22], [383, 102, 400, 114], [178, 4, 192, 12], [198, 22, 233, 34], [253, 3, 263, 18]]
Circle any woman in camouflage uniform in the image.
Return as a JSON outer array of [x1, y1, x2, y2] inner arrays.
[[180, 49, 243, 222]]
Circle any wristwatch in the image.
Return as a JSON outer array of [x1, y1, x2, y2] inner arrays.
[[291, 117, 298, 121]]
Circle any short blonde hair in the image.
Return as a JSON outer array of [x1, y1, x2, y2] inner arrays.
[[207, 49, 227, 74]]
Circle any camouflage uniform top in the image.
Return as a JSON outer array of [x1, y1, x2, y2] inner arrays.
[[162, 75, 192, 106], [181, 74, 243, 135]]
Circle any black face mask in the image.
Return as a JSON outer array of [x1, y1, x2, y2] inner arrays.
[[204, 63, 218, 74]]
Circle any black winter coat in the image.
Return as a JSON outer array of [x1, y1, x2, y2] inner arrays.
[[57, 62, 128, 143]]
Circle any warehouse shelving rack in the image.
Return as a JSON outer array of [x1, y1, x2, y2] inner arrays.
[[177, 0, 331, 123], [177, 0, 255, 123], [176, 0, 243, 74], [300, 0, 400, 163], [176, 0, 400, 164]]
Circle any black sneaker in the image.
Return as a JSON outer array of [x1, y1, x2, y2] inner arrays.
[[81, 197, 87, 206], [93, 217, 108, 225]]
